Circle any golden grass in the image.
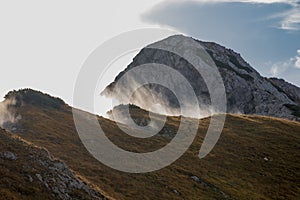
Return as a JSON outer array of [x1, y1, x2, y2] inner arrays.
[[10, 104, 300, 200]]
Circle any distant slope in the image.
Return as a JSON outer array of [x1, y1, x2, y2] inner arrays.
[[0, 128, 107, 200], [3, 89, 300, 199], [102, 35, 300, 121]]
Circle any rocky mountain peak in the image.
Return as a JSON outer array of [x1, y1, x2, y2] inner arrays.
[[102, 35, 300, 121]]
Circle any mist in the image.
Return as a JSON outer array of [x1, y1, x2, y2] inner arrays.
[[0, 97, 21, 130], [102, 78, 218, 120]]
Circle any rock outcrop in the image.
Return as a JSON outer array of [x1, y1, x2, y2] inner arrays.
[[268, 78, 300, 105], [4, 88, 66, 110], [0, 128, 106, 200]]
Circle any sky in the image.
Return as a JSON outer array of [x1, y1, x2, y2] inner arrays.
[[0, 0, 299, 116], [143, 0, 300, 85], [0, 0, 163, 106]]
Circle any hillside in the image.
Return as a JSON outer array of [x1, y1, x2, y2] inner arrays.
[[1, 89, 300, 199], [102, 35, 300, 121], [0, 127, 106, 200]]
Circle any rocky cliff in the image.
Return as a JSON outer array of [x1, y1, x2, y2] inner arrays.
[[102, 35, 300, 121]]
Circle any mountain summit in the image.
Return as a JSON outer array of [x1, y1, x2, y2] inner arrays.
[[102, 35, 300, 121], [4, 89, 66, 110]]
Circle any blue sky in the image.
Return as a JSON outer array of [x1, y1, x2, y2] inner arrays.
[[142, 0, 300, 86]]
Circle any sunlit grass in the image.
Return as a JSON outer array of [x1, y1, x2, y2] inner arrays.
[[9, 104, 300, 199]]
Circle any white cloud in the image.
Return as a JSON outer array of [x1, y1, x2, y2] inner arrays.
[[270, 65, 280, 76], [173, 0, 297, 4], [270, 58, 295, 76], [295, 49, 300, 68], [278, 6, 300, 30], [270, 50, 300, 76], [169, 0, 300, 31], [243, 0, 300, 31]]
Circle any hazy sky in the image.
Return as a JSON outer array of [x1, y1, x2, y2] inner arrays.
[[0, 0, 163, 104], [0, 0, 299, 115]]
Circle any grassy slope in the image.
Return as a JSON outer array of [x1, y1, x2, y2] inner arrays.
[[0, 129, 56, 200], [13, 104, 300, 200], [0, 128, 107, 200]]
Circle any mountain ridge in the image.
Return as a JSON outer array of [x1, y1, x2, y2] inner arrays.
[[0, 88, 299, 199]]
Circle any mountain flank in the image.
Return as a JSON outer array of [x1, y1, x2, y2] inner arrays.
[[1, 89, 299, 199]]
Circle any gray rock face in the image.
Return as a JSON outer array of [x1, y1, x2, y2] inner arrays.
[[28, 147, 105, 200], [189, 175, 228, 198], [190, 175, 200, 182], [0, 151, 18, 160], [103, 35, 300, 121], [268, 78, 300, 105]]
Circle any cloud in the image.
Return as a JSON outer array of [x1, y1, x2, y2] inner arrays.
[[275, 5, 300, 30], [239, 1, 300, 31], [159, 0, 300, 31], [270, 65, 279, 76], [295, 49, 300, 68], [270, 57, 295, 76], [167, 0, 297, 4], [171, 0, 296, 3], [270, 50, 300, 76], [0, 97, 21, 129]]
